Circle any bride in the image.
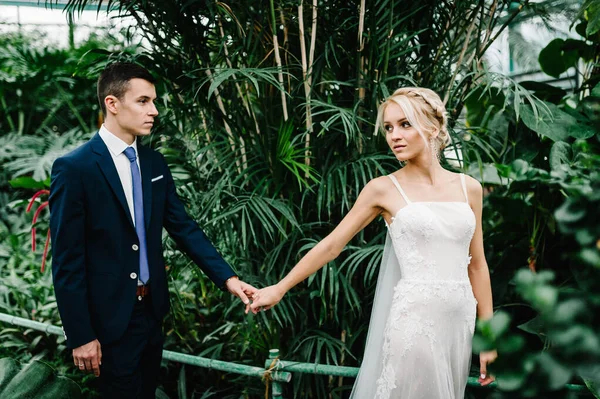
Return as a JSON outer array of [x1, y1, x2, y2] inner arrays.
[[250, 87, 497, 398]]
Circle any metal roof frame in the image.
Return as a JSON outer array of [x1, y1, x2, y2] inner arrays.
[[0, 1, 108, 11]]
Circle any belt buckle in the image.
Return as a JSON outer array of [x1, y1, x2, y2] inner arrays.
[[136, 285, 149, 301]]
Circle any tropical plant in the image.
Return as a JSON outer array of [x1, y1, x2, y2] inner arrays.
[[0, 0, 597, 397], [0, 357, 81, 399], [466, 3, 600, 396]]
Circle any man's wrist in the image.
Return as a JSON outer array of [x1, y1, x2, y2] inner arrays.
[[224, 275, 239, 286]]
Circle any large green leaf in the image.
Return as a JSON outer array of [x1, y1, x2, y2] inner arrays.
[[467, 163, 505, 185], [517, 316, 545, 340], [584, 379, 600, 399], [586, 0, 600, 36], [519, 81, 567, 103], [520, 103, 567, 141], [8, 177, 48, 190], [537, 352, 572, 390], [549, 141, 572, 171], [520, 102, 596, 141], [582, 365, 600, 399], [0, 358, 81, 399], [539, 39, 578, 78], [592, 82, 600, 98]]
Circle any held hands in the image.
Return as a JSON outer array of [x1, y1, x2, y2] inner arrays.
[[225, 276, 259, 314], [73, 339, 102, 377], [249, 284, 285, 314], [478, 349, 497, 386]]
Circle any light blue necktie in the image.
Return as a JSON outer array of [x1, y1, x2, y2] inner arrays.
[[123, 147, 149, 284]]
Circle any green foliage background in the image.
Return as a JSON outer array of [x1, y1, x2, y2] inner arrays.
[[0, 0, 599, 398]]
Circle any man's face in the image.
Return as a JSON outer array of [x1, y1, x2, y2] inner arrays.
[[113, 78, 158, 137]]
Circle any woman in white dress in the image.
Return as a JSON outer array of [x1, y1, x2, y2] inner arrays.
[[250, 87, 497, 398]]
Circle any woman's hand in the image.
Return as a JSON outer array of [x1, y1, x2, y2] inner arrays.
[[478, 349, 497, 386], [249, 284, 285, 314]]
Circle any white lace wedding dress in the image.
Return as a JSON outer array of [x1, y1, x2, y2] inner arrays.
[[350, 173, 478, 399]]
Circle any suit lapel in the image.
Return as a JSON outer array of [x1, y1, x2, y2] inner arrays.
[[138, 145, 153, 230], [90, 133, 135, 228]]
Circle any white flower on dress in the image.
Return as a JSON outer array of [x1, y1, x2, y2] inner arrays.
[[375, 363, 397, 399]]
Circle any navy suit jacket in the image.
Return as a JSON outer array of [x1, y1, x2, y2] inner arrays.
[[49, 133, 236, 349]]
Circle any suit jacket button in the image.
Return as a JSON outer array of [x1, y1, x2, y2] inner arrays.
[[132, 244, 139, 251], [130, 272, 137, 280]]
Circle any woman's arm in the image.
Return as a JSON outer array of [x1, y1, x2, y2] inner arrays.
[[465, 176, 496, 385], [467, 177, 493, 320], [249, 178, 388, 313]]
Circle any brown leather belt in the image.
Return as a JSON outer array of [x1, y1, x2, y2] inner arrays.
[[136, 285, 150, 298]]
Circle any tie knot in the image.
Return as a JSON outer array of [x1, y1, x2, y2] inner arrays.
[[123, 147, 137, 162]]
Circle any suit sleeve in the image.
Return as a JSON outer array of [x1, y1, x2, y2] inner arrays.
[[160, 155, 236, 289], [49, 157, 96, 349]]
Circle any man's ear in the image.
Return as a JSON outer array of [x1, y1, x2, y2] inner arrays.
[[104, 95, 119, 115]]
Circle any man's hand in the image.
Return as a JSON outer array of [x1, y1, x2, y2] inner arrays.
[[225, 276, 258, 313], [73, 339, 102, 377]]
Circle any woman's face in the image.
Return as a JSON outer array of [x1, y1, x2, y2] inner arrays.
[[383, 101, 428, 163]]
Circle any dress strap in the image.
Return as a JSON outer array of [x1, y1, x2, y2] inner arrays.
[[460, 173, 469, 203], [387, 174, 412, 204]]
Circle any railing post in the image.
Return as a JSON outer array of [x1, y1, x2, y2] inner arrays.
[[268, 348, 284, 399]]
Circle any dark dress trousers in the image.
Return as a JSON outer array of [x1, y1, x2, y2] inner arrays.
[[49, 133, 236, 395]]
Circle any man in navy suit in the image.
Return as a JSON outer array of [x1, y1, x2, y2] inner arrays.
[[49, 62, 257, 398]]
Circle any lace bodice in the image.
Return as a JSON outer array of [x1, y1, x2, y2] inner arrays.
[[386, 173, 476, 281]]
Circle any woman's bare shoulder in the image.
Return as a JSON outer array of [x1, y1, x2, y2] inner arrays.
[[365, 175, 394, 195], [462, 173, 483, 198]]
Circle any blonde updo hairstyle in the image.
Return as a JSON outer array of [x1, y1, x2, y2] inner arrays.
[[376, 87, 451, 154]]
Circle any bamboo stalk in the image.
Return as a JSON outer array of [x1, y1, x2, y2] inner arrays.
[[357, 0, 366, 94], [302, 0, 318, 169], [436, 4, 480, 69], [477, 0, 497, 67], [431, 3, 455, 67], [217, 17, 250, 117], [450, 1, 527, 121], [443, 6, 479, 105], [477, 1, 528, 59], [270, 0, 289, 121], [0, 94, 16, 132], [472, 0, 485, 66], [337, 330, 347, 388], [217, 16, 261, 136], [299, 1, 311, 133], [465, 2, 487, 70], [244, 81, 262, 143], [453, 0, 529, 131], [205, 68, 246, 173], [201, 110, 222, 173], [356, 0, 366, 151], [308, 0, 318, 78], [280, 8, 292, 91], [357, 0, 366, 52], [382, 0, 395, 78]]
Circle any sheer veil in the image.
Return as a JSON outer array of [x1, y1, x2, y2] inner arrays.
[[350, 233, 401, 398]]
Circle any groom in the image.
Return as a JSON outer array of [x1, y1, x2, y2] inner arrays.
[[49, 62, 256, 398]]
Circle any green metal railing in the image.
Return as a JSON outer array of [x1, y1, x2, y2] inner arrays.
[[0, 313, 292, 390], [0, 313, 590, 398]]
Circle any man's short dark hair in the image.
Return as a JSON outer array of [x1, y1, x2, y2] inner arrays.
[[97, 62, 156, 115]]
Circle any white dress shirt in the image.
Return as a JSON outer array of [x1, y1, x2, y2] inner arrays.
[[98, 125, 146, 285], [99, 125, 141, 225]]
